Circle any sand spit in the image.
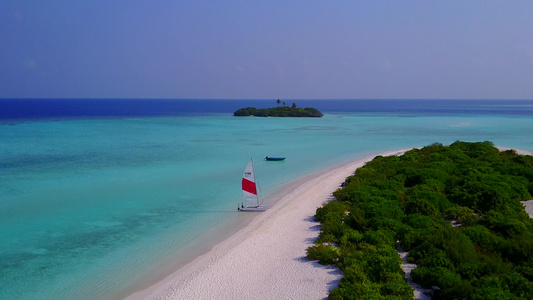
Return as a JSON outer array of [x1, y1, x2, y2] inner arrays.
[[496, 146, 533, 156], [126, 149, 408, 300]]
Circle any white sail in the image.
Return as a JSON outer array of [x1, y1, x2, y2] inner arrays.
[[242, 159, 259, 207], [239, 158, 267, 211]]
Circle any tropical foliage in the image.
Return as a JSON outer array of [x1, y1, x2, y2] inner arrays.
[[308, 141, 533, 299], [233, 103, 323, 117]]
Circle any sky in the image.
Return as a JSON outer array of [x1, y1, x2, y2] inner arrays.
[[1, 1, 533, 99]]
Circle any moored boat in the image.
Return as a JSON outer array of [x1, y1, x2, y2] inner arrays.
[[265, 156, 285, 161]]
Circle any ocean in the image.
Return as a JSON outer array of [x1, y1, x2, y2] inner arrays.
[[1, 99, 532, 299]]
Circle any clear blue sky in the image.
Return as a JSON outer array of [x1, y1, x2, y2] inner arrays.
[[1, 1, 533, 99]]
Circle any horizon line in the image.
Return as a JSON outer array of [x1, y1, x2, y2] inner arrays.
[[1, 97, 533, 101]]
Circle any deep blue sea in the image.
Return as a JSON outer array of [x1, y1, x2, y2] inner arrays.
[[2, 99, 533, 120], [1, 99, 532, 300]]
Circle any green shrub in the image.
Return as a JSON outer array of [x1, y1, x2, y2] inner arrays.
[[316, 201, 349, 222], [411, 266, 461, 289], [306, 244, 339, 265]]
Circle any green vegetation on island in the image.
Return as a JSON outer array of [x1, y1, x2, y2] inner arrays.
[[308, 141, 533, 299], [233, 100, 323, 117]]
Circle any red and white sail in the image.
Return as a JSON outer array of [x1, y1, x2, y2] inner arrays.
[[242, 159, 259, 207]]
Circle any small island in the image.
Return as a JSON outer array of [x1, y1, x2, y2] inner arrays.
[[234, 100, 323, 117]]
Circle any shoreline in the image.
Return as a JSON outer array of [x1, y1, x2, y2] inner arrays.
[[125, 149, 410, 299], [125, 146, 532, 300]]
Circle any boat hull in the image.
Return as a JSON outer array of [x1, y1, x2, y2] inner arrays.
[[265, 156, 285, 161], [238, 206, 267, 212]]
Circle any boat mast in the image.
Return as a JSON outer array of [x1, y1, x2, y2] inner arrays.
[[250, 158, 260, 206]]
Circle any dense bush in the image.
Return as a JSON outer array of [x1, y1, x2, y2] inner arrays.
[[308, 141, 533, 299]]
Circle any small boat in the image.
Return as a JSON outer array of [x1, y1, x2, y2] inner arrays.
[[265, 156, 285, 161], [238, 158, 267, 211]]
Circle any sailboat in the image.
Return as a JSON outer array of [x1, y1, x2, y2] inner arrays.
[[238, 158, 267, 211]]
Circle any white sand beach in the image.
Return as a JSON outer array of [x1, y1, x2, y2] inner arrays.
[[126, 149, 408, 300]]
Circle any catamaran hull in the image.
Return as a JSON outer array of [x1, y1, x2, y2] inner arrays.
[[238, 206, 267, 212]]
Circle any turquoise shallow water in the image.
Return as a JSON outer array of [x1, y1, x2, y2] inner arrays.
[[1, 112, 532, 299]]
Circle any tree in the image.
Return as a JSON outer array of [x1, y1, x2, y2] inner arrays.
[[276, 99, 281, 106], [309, 142, 533, 299], [292, 102, 297, 109]]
